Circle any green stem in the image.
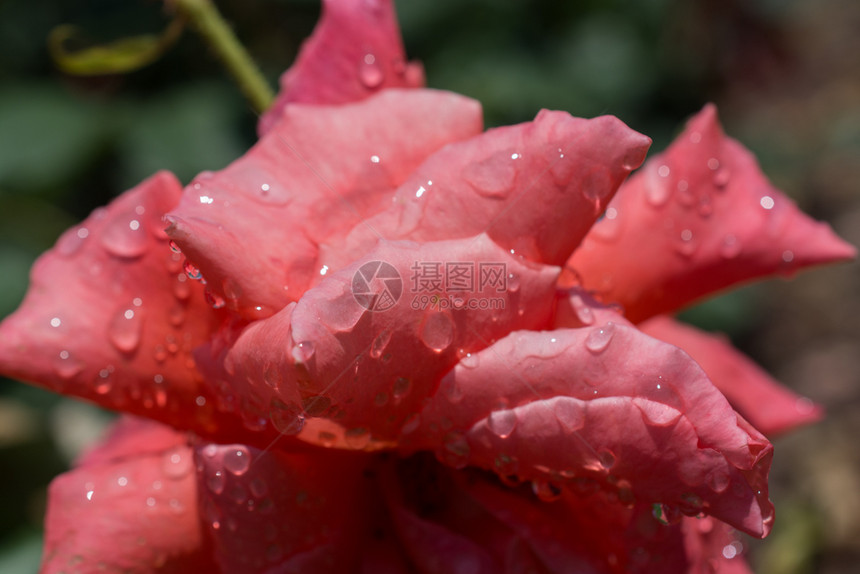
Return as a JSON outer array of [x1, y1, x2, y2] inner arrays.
[[172, 0, 274, 113]]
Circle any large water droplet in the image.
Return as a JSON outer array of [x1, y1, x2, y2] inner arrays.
[[184, 260, 203, 281], [440, 433, 470, 469], [532, 480, 563, 502], [720, 234, 742, 259], [459, 351, 480, 369], [635, 398, 682, 427], [53, 350, 83, 380], [370, 330, 392, 359], [292, 340, 315, 363], [162, 447, 192, 479], [644, 168, 672, 207], [56, 226, 89, 257], [108, 307, 144, 353], [553, 399, 586, 432], [441, 377, 464, 403], [392, 376, 411, 400], [101, 215, 148, 259], [207, 470, 225, 494], [706, 469, 731, 493], [419, 311, 455, 352], [569, 293, 595, 326], [585, 322, 615, 354], [590, 207, 621, 242], [269, 398, 305, 435], [487, 409, 517, 438], [344, 427, 371, 450], [461, 152, 517, 198], [652, 503, 682, 525], [359, 54, 384, 88], [224, 447, 251, 475], [598, 448, 616, 469], [713, 168, 731, 189]]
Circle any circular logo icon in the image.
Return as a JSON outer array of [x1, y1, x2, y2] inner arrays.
[[352, 261, 402, 311]]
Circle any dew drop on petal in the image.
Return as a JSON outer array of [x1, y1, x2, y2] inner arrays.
[[487, 409, 518, 438], [553, 399, 586, 432], [223, 447, 251, 476], [269, 398, 305, 436], [53, 350, 83, 380], [292, 341, 315, 363], [419, 311, 455, 352], [585, 322, 615, 354], [459, 352, 480, 369], [344, 427, 371, 450], [101, 216, 148, 259], [370, 330, 392, 359], [532, 480, 563, 502], [359, 54, 384, 88], [569, 293, 595, 326], [706, 469, 731, 493], [598, 448, 616, 470], [440, 433, 470, 469], [720, 234, 742, 259], [108, 307, 144, 353], [652, 503, 682, 525], [392, 376, 412, 399], [162, 448, 192, 479]]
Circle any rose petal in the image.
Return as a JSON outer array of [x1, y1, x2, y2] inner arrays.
[[194, 442, 370, 573], [567, 104, 856, 322], [324, 110, 650, 271], [406, 322, 774, 537], [167, 89, 482, 318], [201, 234, 560, 448], [462, 470, 752, 574], [639, 315, 823, 436], [0, 172, 250, 441], [42, 417, 211, 573], [258, 0, 424, 135]]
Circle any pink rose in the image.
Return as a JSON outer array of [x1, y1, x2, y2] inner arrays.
[[0, 1, 854, 572]]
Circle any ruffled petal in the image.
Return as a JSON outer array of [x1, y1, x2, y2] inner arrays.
[[258, 0, 424, 135], [405, 321, 774, 537], [198, 234, 560, 448], [639, 315, 823, 436], [568, 104, 856, 322], [194, 442, 370, 573], [167, 89, 482, 318], [41, 417, 212, 573], [324, 110, 650, 271], [0, 172, 250, 441], [462, 469, 752, 574]]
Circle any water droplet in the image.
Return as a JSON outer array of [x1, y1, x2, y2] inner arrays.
[[169, 240, 182, 253], [374, 391, 389, 406], [553, 399, 586, 432], [56, 225, 89, 256], [184, 260, 203, 281], [249, 478, 268, 498], [507, 272, 520, 293], [359, 54, 384, 88], [635, 399, 682, 427], [392, 376, 411, 399], [487, 409, 517, 438], [205, 289, 226, 309], [370, 330, 392, 359], [760, 195, 775, 210], [459, 352, 479, 369], [53, 350, 83, 380], [532, 480, 563, 501], [461, 151, 517, 198], [598, 448, 616, 470], [419, 311, 455, 352], [108, 306, 144, 353], [173, 274, 191, 300], [713, 168, 731, 189], [224, 447, 251, 475], [720, 234, 742, 259], [344, 427, 371, 450], [569, 293, 595, 326], [644, 172, 671, 207], [292, 340, 315, 363], [707, 157, 720, 170], [269, 398, 305, 435], [657, 164, 670, 178], [675, 228, 698, 257], [678, 492, 704, 515], [782, 250, 794, 263], [207, 469, 225, 494], [162, 448, 192, 479], [706, 469, 731, 493], [101, 215, 148, 259], [442, 377, 464, 403], [440, 432, 470, 469], [591, 209, 622, 242], [585, 322, 615, 354], [652, 503, 682, 525]]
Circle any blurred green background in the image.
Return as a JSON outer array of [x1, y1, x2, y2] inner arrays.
[[0, 0, 857, 572]]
